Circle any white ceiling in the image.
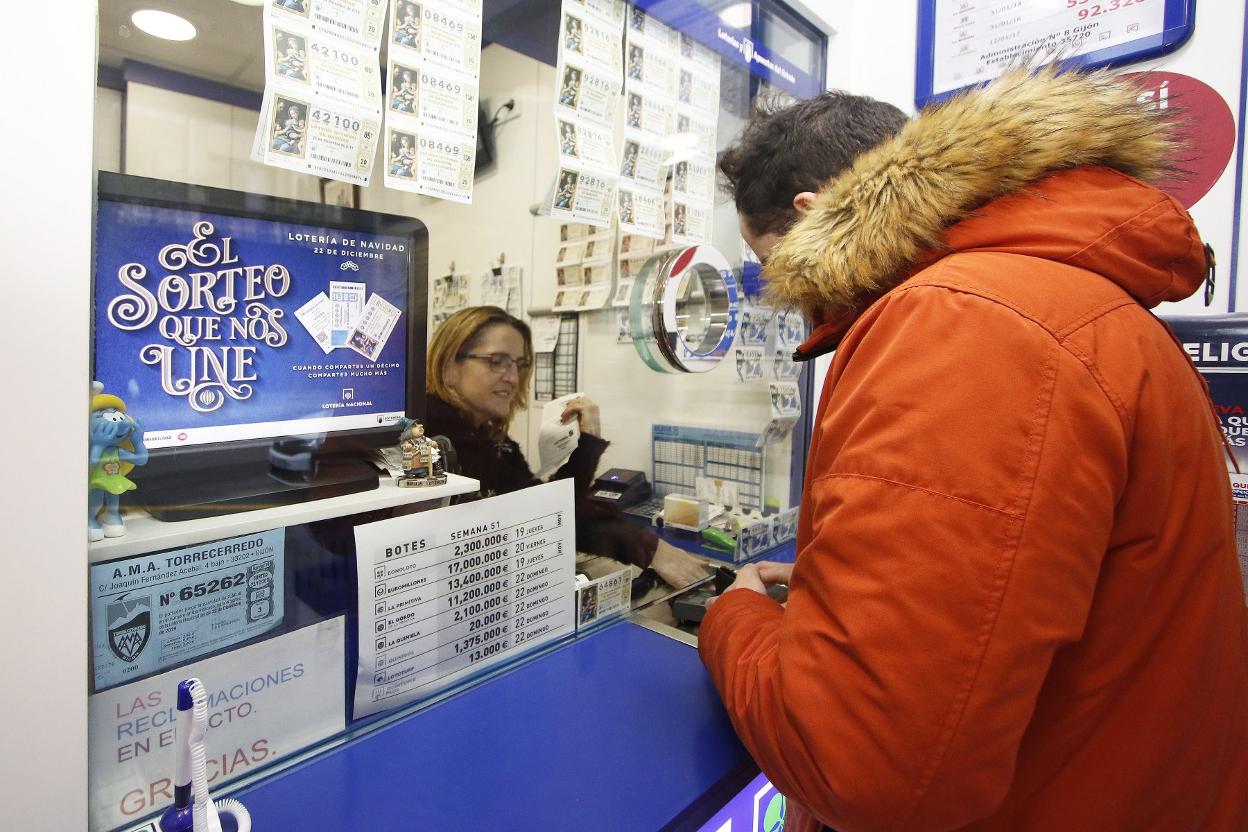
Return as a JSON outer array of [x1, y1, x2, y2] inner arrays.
[[99, 0, 269, 89]]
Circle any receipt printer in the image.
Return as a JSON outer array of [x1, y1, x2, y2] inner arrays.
[[589, 468, 651, 508]]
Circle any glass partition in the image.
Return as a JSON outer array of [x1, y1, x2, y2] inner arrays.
[[88, 1, 824, 828]]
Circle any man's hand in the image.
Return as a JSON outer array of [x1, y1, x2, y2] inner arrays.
[[707, 561, 793, 609]]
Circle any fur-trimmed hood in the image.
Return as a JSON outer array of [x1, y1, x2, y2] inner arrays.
[[764, 67, 1203, 327]]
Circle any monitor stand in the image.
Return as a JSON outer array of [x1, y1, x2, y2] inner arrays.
[[133, 443, 380, 521]]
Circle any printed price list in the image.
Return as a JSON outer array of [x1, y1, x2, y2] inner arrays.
[[353, 480, 576, 717]]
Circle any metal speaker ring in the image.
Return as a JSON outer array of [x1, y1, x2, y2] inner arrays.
[[629, 244, 739, 374]]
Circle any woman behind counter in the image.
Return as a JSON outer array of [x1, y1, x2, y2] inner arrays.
[[426, 306, 709, 589]]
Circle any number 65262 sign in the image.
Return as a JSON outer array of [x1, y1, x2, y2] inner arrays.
[[916, 0, 1196, 108]]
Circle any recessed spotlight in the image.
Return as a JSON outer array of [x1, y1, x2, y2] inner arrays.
[[718, 2, 751, 30], [131, 9, 197, 41]]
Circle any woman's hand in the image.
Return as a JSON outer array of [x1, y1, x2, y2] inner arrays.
[[650, 540, 711, 589], [561, 396, 602, 437]]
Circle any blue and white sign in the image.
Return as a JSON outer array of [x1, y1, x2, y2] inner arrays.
[[634, 0, 820, 98], [90, 530, 285, 690], [916, 0, 1196, 108]]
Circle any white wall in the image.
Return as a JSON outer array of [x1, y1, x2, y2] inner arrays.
[[0, 3, 93, 829]]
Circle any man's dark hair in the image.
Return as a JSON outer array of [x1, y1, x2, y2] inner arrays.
[[719, 92, 909, 236]]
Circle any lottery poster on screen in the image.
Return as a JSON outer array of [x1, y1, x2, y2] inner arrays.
[[92, 200, 411, 449]]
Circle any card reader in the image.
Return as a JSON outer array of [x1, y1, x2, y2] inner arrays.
[[589, 468, 652, 508]]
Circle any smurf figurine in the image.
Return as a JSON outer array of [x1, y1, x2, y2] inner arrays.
[[396, 418, 446, 488], [89, 381, 148, 541]]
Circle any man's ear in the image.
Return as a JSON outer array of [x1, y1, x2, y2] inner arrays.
[[793, 191, 817, 215]]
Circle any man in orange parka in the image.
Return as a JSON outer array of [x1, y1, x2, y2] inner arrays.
[[699, 67, 1248, 831]]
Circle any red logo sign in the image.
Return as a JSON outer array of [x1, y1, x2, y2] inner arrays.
[[177, 432, 188, 441], [1124, 71, 1235, 209]]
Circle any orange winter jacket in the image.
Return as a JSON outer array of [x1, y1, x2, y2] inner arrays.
[[700, 69, 1248, 832]]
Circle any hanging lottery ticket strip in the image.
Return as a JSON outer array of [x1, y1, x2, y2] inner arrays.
[[551, 0, 626, 228], [255, 0, 386, 185], [383, 0, 483, 203], [554, 220, 616, 311], [668, 28, 720, 245], [353, 480, 577, 718], [618, 5, 678, 241]]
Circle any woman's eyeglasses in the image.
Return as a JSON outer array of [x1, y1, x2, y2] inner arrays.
[[460, 353, 532, 374]]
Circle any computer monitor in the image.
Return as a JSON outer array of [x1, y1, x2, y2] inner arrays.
[[93, 172, 428, 519]]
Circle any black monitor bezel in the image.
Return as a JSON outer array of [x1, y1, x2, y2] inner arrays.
[[93, 171, 428, 460]]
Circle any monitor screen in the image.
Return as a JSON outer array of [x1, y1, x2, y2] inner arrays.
[[93, 173, 425, 451]]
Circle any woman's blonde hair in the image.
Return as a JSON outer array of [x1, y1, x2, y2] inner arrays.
[[427, 306, 534, 441]]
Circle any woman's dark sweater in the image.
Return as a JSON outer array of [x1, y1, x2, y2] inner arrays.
[[424, 394, 657, 568]]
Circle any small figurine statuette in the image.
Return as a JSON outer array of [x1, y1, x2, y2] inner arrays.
[[89, 381, 148, 541], [396, 418, 447, 487]]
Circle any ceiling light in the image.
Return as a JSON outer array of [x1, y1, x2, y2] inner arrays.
[[228, 0, 267, 5], [131, 9, 197, 41], [718, 2, 751, 30]]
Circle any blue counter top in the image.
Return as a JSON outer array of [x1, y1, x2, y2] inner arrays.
[[233, 620, 752, 831]]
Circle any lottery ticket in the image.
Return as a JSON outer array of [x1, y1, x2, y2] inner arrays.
[[739, 305, 773, 346], [618, 233, 655, 256], [773, 355, 803, 380], [612, 280, 634, 308], [550, 167, 616, 228], [583, 236, 613, 264], [581, 262, 612, 286], [348, 292, 402, 361], [776, 308, 808, 347], [256, 91, 380, 184], [623, 89, 675, 137], [555, 53, 623, 128], [672, 157, 716, 203], [627, 5, 679, 51], [680, 32, 719, 74], [567, 0, 626, 28], [556, 265, 583, 287], [626, 32, 678, 99], [757, 416, 798, 448], [670, 197, 713, 245], [736, 347, 765, 382], [329, 280, 367, 346], [619, 134, 669, 192], [383, 125, 476, 203], [269, 0, 387, 52], [616, 184, 665, 239], [677, 65, 720, 116], [556, 117, 616, 175], [577, 284, 612, 310], [386, 59, 478, 138], [674, 109, 718, 161], [265, 24, 382, 112], [389, 0, 482, 77], [560, 223, 590, 242], [295, 291, 334, 354], [561, 1, 624, 75], [557, 242, 587, 265], [769, 382, 801, 418]]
